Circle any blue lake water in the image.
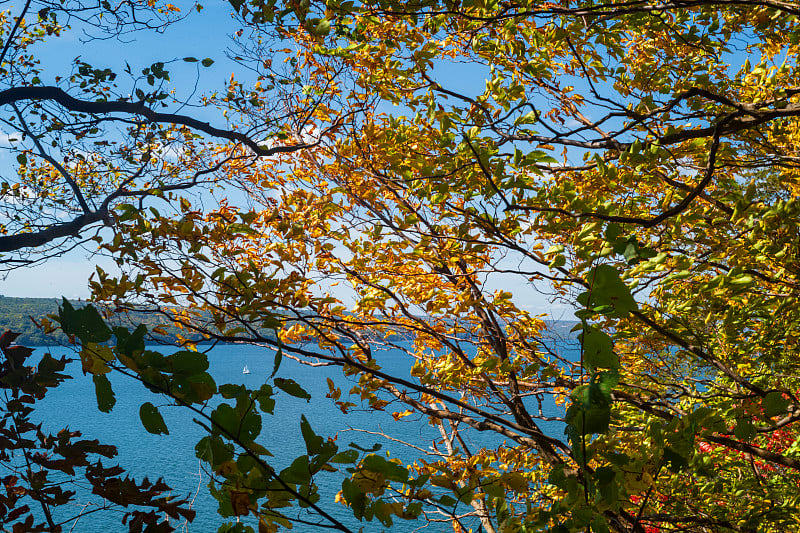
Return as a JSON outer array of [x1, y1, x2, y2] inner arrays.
[[27, 343, 569, 532]]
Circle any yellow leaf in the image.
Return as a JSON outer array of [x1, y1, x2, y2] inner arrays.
[[80, 343, 114, 375]]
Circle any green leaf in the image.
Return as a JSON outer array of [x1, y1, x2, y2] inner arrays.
[[566, 401, 611, 437], [362, 454, 408, 483], [195, 435, 234, 467], [271, 346, 282, 378], [274, 378, 311, 401], [300, 415, 324, 455], [663, 447, 689, 472], [114, 324, 146, 357], [457, 485, 475, 504], [219, 383, 245, 399], [604, 223, 622, 242], [186, 372, 217, 403], [349, 442, 382, 453], [341, 478, 367, 520], [734, 419, 756, 441], [220, 523, 254, 533], [437, 494, 457, 506], [282, 455, 311, 484], [201, 58, 214, 67], [255, 384, 275, 413], [595, 368, 619, 394], [330, 449, 359, 463], [139, 402, 169, 435], [565, 371, 618, 437], [621, 238, 641, 263], [80, 343, 114, 375], [211, 403, 238, 436], [238, 411, 262, 443], [170, 350, 209, 375], [591, 515, 612, 533], [92, 374, 115, 413], [312, 18, 331, 36], [58, 300, 112, 344], [183, 56, 198, 62], [594, 466, 619, 507], [483, 479, 503, 498], [580, 326, 619, 371], [577, 265, 637, 317], [763, 391, 791, 418]]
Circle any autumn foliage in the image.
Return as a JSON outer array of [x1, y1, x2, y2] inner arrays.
[[3, 0, 800, 531]]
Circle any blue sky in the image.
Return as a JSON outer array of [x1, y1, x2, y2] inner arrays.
[[0, 1, 240, 298], [0, 2, 575, 316]]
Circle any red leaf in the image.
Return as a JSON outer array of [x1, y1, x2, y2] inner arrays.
[[7, 504, 30, 522], [0, 331, 20, 352]]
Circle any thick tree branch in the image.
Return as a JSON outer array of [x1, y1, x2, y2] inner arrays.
[[507, 114, 730, 228], [13, 103, 93, 214], [0, 155, 232, 254], [0, 86, 315, 156], [630, 309, 767, 397], [705, 434, 800, 471], [0, 0, 33, 66], [0, 211, 108, 253], [373, 0, 800, 22]]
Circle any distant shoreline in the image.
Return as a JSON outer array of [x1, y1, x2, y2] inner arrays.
[[1, 294, 578, 347]]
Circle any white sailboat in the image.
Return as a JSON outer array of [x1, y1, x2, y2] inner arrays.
[[242, 364, 251, 374]]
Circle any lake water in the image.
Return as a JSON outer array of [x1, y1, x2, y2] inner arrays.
[[26, 342, 570, 532]]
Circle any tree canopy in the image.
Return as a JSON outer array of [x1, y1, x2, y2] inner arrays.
[[3, 0, 800, 531]]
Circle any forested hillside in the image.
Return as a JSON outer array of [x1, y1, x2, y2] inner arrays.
[[0, 296, 214, 346], [0, 295, 66, 345]]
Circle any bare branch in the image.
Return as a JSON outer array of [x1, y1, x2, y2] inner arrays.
[[0, 86, 315, 157]]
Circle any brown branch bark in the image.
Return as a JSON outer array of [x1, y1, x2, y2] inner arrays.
[[0, 211, 109, 253], [0, 86, 315, 156], [705, 434, 800, 471]]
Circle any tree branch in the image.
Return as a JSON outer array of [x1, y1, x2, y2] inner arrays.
[[0, 0, 33, 66], [0, 86, 315, 156], [0, 211, 108, 253]]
